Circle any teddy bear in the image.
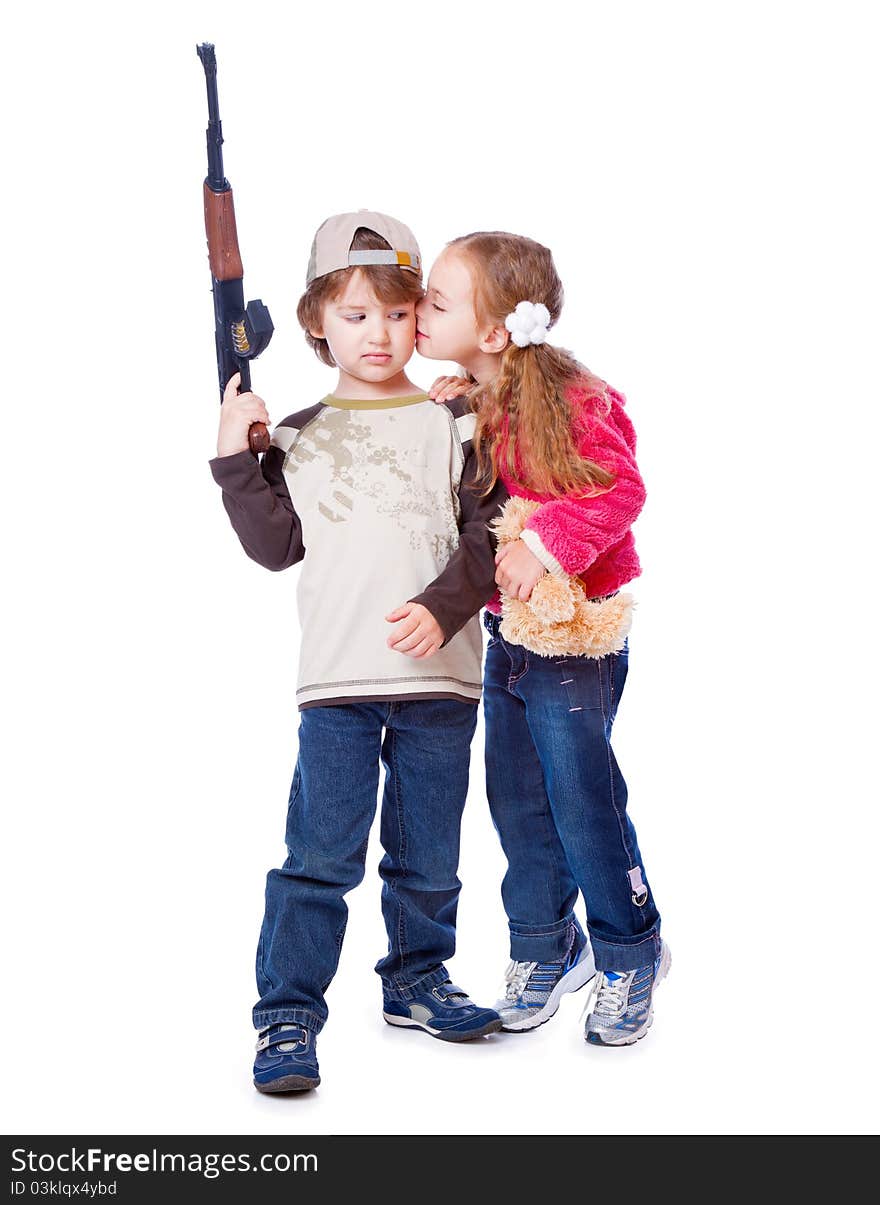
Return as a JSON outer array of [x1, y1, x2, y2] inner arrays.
[[489, 496, 634, 658]]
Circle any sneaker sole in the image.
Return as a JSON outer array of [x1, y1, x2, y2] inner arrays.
[[584, 942, 672, 1047], [382, 1013, 503, 1042], [254, 1073, 320, 1093], [501, 947, 598, 1032]]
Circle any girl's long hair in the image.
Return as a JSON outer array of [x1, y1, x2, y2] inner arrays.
[[448, 232, 615, 498]]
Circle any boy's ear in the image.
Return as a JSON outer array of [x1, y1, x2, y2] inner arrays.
[[479, 324, 509, 355], [308, 325, 324, 339]]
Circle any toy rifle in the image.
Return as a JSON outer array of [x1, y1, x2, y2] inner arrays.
[[196, 42, 273, 455]]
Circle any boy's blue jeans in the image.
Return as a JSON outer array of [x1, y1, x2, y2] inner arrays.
[[482, 610, 661, 973], [253, 698, 478, 1034]]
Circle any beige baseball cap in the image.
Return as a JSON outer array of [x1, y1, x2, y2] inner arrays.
[[306, 210, 422, 285]]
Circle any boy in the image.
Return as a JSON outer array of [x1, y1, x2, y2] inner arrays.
[[209, 211, 507, 1093]]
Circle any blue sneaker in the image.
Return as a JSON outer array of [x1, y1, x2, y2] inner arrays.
[[584, 941, 671, 1046], [383, 980, 502, 1042], [253, 1023, 320, 1093], [495, 936, 596, 1032]]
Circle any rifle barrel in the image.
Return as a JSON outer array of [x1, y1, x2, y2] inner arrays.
[[196, 42, 228, 192]]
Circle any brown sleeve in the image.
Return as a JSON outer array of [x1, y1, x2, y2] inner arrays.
[[209, 446, 305, 571], [408, 404, 508, 647]]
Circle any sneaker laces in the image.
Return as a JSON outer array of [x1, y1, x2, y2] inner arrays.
[[502, 959, 538, 1002], [581, 970, 633, 1021], [592, 971, 633, 1018]]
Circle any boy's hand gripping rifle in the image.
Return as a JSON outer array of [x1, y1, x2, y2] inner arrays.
[[197, 43, 273, 455]]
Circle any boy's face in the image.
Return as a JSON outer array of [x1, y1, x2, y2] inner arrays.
[[311, 270, 417, 386], [415, 250, 482, 364]]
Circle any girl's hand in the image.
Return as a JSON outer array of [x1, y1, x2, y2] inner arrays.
[[216, 372, 271, 456], [494, 540, 546, 601], [385, 602, 444, 658], [428, 375, 472, 405]]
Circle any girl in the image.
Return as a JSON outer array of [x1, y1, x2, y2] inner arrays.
[[417, 232, 669, 1045]]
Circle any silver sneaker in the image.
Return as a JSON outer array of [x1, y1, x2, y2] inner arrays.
[[495, 938, 596, 1031], [584, 940, 671, 1046]]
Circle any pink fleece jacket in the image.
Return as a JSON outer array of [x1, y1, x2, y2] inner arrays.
[[485, 380, 646, 615]]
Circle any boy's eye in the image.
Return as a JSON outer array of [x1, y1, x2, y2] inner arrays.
[[343, 314, 366, 322], [389, 311, 409, 321]]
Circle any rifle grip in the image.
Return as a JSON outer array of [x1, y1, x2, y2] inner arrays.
[[248, 421, 270, 456]]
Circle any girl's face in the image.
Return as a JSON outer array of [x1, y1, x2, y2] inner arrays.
[[415, 250, 484, 365]]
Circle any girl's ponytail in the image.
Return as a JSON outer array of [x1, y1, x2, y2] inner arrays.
[[471, 341, 615, 499]]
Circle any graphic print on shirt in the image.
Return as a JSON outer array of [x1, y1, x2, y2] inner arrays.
[[284, 407, 459, 557]]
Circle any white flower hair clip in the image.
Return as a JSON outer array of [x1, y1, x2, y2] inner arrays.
[[505, 300, 551, 348]]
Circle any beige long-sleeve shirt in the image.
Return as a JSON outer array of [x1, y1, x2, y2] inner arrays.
[[209, 392, 507, 710]]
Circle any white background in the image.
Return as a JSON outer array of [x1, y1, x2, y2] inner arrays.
[[2, 0, 877, 1136]]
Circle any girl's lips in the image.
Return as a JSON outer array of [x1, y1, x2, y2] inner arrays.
[[416, 330, 428, 339]]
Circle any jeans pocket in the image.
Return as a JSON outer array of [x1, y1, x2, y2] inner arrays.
[[282, 765, 303, 856], [609, 643, 628, 718], [287, 764, 302, 809], [557, 655, 605, 712]]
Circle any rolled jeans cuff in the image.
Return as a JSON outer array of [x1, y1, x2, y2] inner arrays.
[[588, 925, 662, 972], [509, 913, 584, 962], [252, 1006, 324, 1035], [382, 964, 452, 1003]]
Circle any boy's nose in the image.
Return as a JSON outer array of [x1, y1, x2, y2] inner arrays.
[[367, 322, 391, 344]]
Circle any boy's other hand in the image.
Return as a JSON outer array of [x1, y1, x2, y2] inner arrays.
[[494, 539, 545, 601], [428, 375, 472, 405], [216, 372, 271, 456], [385, 602, 444, 658]]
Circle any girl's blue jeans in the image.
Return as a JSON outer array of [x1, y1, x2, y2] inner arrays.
[[482, 609, 661, 972], [253, 698, 478, 1034]]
